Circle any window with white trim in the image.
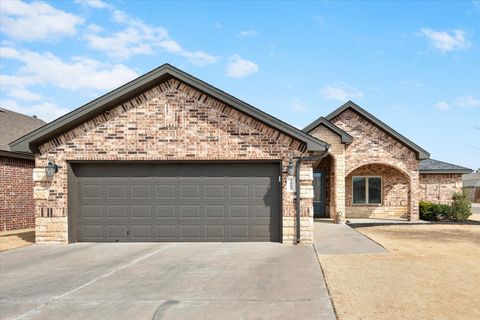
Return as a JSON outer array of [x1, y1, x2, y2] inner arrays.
[[352, 176, 382, 204]]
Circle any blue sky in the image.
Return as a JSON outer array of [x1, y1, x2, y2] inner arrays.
[[0, 0, 479, 169]]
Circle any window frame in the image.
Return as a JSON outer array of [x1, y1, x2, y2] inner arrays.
[[352, 176, 382, 205]]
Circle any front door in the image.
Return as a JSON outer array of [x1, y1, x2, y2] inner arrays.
[[313, 170, 327, 218]]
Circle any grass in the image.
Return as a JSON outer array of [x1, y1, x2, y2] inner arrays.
[[319, 224, 480, 320]]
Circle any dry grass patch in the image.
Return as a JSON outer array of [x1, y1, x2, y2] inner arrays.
[[320, 224, 480, 320], [0, 229, 35, 252]]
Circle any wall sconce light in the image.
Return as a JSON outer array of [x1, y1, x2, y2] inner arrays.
[[287, 160, 294, 176], [45, 161, 59, 179]]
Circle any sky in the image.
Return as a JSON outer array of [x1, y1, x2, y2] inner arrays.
[[0, 0, 479, 170]]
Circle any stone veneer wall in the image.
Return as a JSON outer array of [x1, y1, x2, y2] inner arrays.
[[0, 156, 35, 231], [419, 173, 462, 204], [330, 109, 420, 220], [308, 125, 346, 220], [345, 163, 409, 218], [33, 78, 314, 244]]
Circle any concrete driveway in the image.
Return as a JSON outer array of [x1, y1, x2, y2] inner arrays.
[[0, 243, 335, 320]]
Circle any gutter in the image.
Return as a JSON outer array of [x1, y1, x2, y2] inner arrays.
[[295, 146, 330, 244]]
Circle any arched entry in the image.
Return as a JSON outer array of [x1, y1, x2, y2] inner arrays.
[[345, 163, 411, 219]]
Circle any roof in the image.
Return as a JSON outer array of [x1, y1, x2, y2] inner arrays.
[[325, 101, 430, 160], [302, 116, 353, 144], [9, 64, 329, 154], [419, 159, 472, 174], [0, 108, 46, 159], [462, 172, 480, 188]]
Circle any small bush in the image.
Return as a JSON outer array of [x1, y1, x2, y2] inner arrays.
[[419, 201, 451, 221], [450, 192, 472, 221]]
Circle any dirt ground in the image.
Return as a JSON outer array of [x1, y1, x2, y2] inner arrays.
[[0, 229, 35, 252], [319, 224, 480, 320]]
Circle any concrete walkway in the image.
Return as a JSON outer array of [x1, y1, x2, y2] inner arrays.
[[314, 220, 386, 255]]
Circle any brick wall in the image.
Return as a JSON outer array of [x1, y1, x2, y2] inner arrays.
[[0, 156, 35, 231], [345, 163, 409, 218], [330, 109, 419, 220], [33, 78, 313, 243], [419, 173, 462, 204]]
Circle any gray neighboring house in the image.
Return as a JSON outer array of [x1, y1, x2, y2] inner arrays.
[[463, 171, 480, 203], [0, 108, 46, 231]]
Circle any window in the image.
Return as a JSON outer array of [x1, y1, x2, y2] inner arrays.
[[352, 176, 382, 204]]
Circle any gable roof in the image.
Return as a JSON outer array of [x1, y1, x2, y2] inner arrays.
[[0, 108, 46, 160], [9, 64, 328, 154], [0, 108, 46, 152], [419, 159, 472, 174], [325, 101, 430, 160], [302, 116, 353, 144]]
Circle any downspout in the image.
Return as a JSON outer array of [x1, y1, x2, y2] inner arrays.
[[295, 146, 330, 244]]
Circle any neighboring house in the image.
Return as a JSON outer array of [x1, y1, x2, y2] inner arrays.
[[0, 108, 46, 231], [463, 172, 480, 203], [8, 64, 471, 244]]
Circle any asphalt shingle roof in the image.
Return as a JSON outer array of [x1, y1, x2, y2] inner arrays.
[[419, 159, 472, 174], [0, 108, 46, 152]]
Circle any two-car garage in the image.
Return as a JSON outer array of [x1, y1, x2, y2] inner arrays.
[[72, 162, 281, 242]]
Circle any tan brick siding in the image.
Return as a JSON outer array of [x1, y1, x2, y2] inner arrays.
[[308, 125, 346, 220], [330, 109, 419, 220], [419, 173, 462, 204], [34, 78, 312, 243], [0, 156, 35, 231]]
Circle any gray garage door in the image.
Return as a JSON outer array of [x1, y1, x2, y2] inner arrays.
[[74, 163, 281, 242]]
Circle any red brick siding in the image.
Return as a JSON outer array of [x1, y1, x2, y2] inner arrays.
[[0, 156, 35, 231]]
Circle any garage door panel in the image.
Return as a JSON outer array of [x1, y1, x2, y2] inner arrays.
[[156, 184, 176, 199], [205, 205, 225, 218], [107, 185, 127, 199], [131, 184, 151, 199], [82, 205, 103, 219], [130, 225, 153, 240], [156, 225, 176, 240], [180, 225, 201, 240], [107, 206, 127, 218], [156, 205, 175, 218], [131, 205, 152, 218], [75, 163, 280, 242]]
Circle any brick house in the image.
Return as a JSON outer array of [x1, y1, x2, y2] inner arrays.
[[1, 108, 46, 231], [8, 64, 471, 244]]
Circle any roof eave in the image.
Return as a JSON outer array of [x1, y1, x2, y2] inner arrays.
[[420, 169, 473, 174], [0, 149, 35, 160]]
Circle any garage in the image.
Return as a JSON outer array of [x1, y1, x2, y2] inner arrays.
[[72, 162, 281, 242]]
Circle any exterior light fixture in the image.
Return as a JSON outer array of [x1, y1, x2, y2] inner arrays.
[[45, 161, 58, 179], [287, 160, 294, 176]]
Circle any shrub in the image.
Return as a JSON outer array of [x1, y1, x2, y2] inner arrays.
[[450, 192, 472, 221], [419, 201, 451, 221]]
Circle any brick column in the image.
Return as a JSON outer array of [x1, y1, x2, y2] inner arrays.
[[409, 172, 420, 221], [334, 154, 346, 223], [298, 163, 314, 243]]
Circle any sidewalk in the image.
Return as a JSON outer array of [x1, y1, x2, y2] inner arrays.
[[313, 220, 386, 255]]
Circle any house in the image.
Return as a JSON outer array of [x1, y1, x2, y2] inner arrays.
[[0, 108, 46, 231], [462, 171, 480, 203], [8, 64, 472, 244]]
